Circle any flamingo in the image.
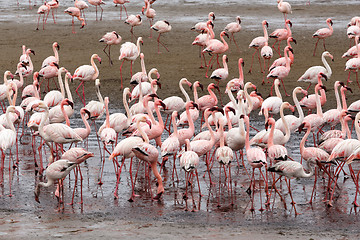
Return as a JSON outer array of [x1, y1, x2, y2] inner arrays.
[[191, 12, 215, 33], [215, 117, 234, 207], [99, 31, 122, 65], [318, 110, 351, 145], [74, 0, 89, 24], [88, 0, 105, 21], [299, 73, 327, 112], [228, 58, 244, 90], [342, 42, 360, 58], [16, 48, 35, 80], [203, 31, 229, 78], [173, 101, 198, 147], [248, 20, 269, 74], [64, 7, 85, 34], [119, 37, 143, 89], [36, 1, 50, 30], [261, 41, 273, 77], [130, 69, 160, 103], [242, 114, 268, 212], [312, 18, 333, 56], [197, 83, 219, 112], [109, 115, 151, 200], [73, 108, 91, 141], [10, 63, 26, 90], [132, 118, 164, 200], [269, 37, 296, 71], [345, 36, 360, 86], [266, 117, 288, 163], [224, 16, 241, 51], [259, 78, 283, 123], [142, 0, 156, 38], [179, 139, 200, 211], [34, 159, 77, 203], [38, 61, 59, 92], [125, 14, 142, 41], [130, 52, 148, 84], [192, 20, 214, 69], [277, 0, 292, 22], [113, 0, 129, 20], [346, 19, 360, 43], [85, 79, 105, 120], [41, 42, 60, 68], [43, 67, 66, 108], [151, 20, 172, 53], [47, 0, 59, 24], [210, 54, 228, 104], [298, 51, 333, 91], [72, 53, 102, 106], [269, 19, 292, 56], [267, 46, 293, 96], [177, 81, 202, 126], [275, 87, 307, 133], [99, 97, 116, 146]]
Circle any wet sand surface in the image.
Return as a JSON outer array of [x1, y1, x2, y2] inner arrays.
[[0, 1, 360, 239]]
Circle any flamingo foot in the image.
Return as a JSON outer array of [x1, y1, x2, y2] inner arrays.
[[153, 191, 163, 200], [97, 181, 103, 185], [259, 207, 264, 212], [353, 201, 359, 207]]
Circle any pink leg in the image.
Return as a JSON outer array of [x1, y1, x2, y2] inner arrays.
[[313, 38, 320, 56], [205, 55, 215, 78], [119, 59, 125, 89]]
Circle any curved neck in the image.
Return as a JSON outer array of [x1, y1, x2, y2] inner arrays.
[[274, 82, 282, 100], [280, 105, 290, 142], [205, 112, 215, 144], [223, 57, 228, 72], [12, 85, 18, 106], [293, 89, 304, 121], [123, 89, 132, 121], [3, 72, 10, 85], [6, 110, 16, 132], [91, 55, 99, 79], [303, 160, 314, 178], [39, 178, 55, 188], [154, 102, 164, 127], [300, 125, 311, 155], [227, 89, 238, 111], [262, 23, 268, 40], [81, 111, 91, 135], [61, 102, 70, 127], [53, 44, 59, 62], [219, 121, 225, 147], [285, 22, 292, 37], [144, 97, 156, 124], [96, 83, 103, 104], [287, 40, 294, 62], [39, 107, 49, 138], [57, 70, 65, 98], [186, 104, 195, 133], [219, 33, 228, 50], [285, 48, 290, 69], [180, 80, 191, 102], [193, 84, 199, 103], [244, 117, 250, 151], [322, 54, 332, 77], [334, 83, 341, 111], [340, 87, 348, 110], [208, 86, 218, 104], [150, 81, 157, 94], [244, 84, 253, 114], [64, 74, 73, 102], [136, 38, 142, 54], [137, 119, 149, 143], [17, 66, 24, 86], [238, 60, 244, 81]]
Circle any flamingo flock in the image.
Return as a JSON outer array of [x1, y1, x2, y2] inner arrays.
[[4, 1, 360, 217]]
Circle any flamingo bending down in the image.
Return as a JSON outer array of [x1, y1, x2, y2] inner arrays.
[[312, 18, 333, 56], [249, 20, 269, 74], [224, 16, 241, 51], [119, 37, 143, 89], [125, 14, 142, 41], [151, 20, 172, 53], [88, 0, 105, 21], [113, 0, 129, 20], [99, 31, 122, 65], [72, 53, 102, 106], [74, 0, 89, 24], [64, 7, 85, 34], [298, 51, 333, 91]]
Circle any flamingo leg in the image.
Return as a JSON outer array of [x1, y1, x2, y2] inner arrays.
[[99, 5, 103, 21], [157, 33, 169, 54], [119, 59, 125, 89], [205, 55, 215, 78], [313, 38, 320, 56]]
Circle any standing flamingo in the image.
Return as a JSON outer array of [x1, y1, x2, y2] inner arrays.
[[224, 16, 241, 51], [261, 41, 273, 77], [99, 31, 122, 65], [72, 53, 102, 106], [47, 0, 59, 24], [36, 1, 50, 30], [312, 18, 333, 56], [41, 42, 60, 68], [125, 14, 142, 41], [16, 48, 35, 80], [249, 20, 269, 74], [142, 0, 156, 38], [298, 51, 333, 91], [119, 37, 143, 89], [38, 61, 59, 92], [269, 37, 296, 71], [192, 20, 214, 69], [267, 46, 293, 96], [74, 0, 89, 24], [64, 7, 85, 34], [151, 20, 172, 53], [191, 12, 215, 33], [113, 0, 129, 20], [269, 19, 292, 56], [277, 0, 292, 22], [345, 36, 360, 86], [43, 67, 66, 108], [88, 0, 105, 21], [210, 54, 228, 104]]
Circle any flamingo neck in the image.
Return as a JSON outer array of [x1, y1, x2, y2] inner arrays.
[[280, 104, 290, 143], [136, 38, 142, 55], [225, 109, 232, 130], [53, 44, 59, 62], [219, 121, 225, 148], [17, 66, 24, 86], [39, 106, 49, 138], [105, 100, 110, 128], [57, 70, 66, 98], [123, 89, 132, 122], [227, 89, 238, 112], [144, 97, 156, 124], [274, 82, 282, 100], [284, 48, 290, 69], [81, 111, 91, 135], [64, 74, 73, 102], [6, 109, 16, 132], [186, 104, 195, 134], [220, 33, 228, 51], [91, 55, 99, 80], [61, 102, 70, 127], [303, 160, 314, 178], [263, 22, 268, 41], [286, 40, 294, 62], [180, 80, 191, 102], [300, 125, 311, 155], [244, 84, 253, 114], [39, 178, 55, 188], [285, 22, 292, 37], [137, 118, 149, 143], [322, 54, 332, 77], [334, 83, 342, 111], [193, 84, 199, 103], [154, 102, 164, 127], [208, 87, 218, 105], [244, 117, 250, 151], [12, 85, 18, 106], [140, 56, 147, 75], [223, 57, 228, 72], [171, 114, 178, 137], [268, 120, 275, 147], [96, 83, 103, 104], [315, 86, 323, 117], [238, 60, 244, 82], [340, 87, 348, 110], [293, 89, 304, 121]]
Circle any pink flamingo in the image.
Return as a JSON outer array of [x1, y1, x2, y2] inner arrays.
[[119, 36, 143, 89], [224, 16, 241, 51], [73, 108, 91, 141], [142, 0, 156, 38], [132, 119, 164, 200], [210, 54, 228, 104], [267, 46, 293, 96], [34, 159, 77, 203], [215, 118, 234, 206], [192, 20, 214, 69], [177, 81, 202, 126], [269, 19, 292, 56], [248, 20, 269, 74], [64, 7, 85, 34], [345, 36, 360, 86], [88, 0, 105, 21], [277, 0, 292, 22], [197, 83, 219, 112], [109, 115, 151, 200], [319, 110, 351, 145], [99, 31, 122, 65], [38, 61, 59, 92], [47, 0, 59, 24], [228, 58, 244, 90], [74, 0, 89, 24], [242, 114, 268, 212], [346, 19, 360, 43], [259, 78, 283, 123], [174, 101, 198, 147], [261, 41, 273, 77], [275, 87, 307, 133], [84, 79, 105, 120], [43, 67, 67, 108], [269, 37, 296, 71], [11, 63, 26, 90], [298, 51, 333, 91], [36, 1, 50, 30], [266, 117, 288, 162], [61, 148, 94, 205], [191, 12, 215, 33], [17, 48, 35, 80], [125, 14, 142, 41], [113, 0, 129, 20], [179, 139, 200, 211], [99, 97, 116, 146], [312, 18, 333, 56], [72, 53, 102, 106], [130, 52, 148, 84], [267, 160, 315, 215], [299, 77, 327, 113], [41, 42, 60, 68], [151, 20, 172, 53], [203, 31, 229, 78], [342, 42, 360, 58]]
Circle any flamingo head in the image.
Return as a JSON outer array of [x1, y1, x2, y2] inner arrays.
[[27, 48, 35, 55], [209, 12, 215, 21], [54, 42, 60, 51], [141, 6, 145, 15], [155, 99, 166, 109], [236, 16, 241, 24], [75, 151, 94, 164], [289, 37, 297, 44], [286, 19, 292, 27], [263, 20, 269, 28], [197, 82, 204, 91], [327, 18, 333, 26], [95, 54, 102, 64], [298, 122, 309, 133], [190, 101, 199, 110], [81, 108, 91, 119], [319, 72, 328, 81], [51, 62, 59, 69], [221, 31, 229, 38]]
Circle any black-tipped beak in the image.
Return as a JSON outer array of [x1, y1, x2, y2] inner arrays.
[[320, 73, 328, 81]]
